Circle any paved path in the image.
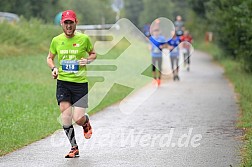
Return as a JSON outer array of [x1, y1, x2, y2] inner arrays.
[[0, 50, 242, 167]]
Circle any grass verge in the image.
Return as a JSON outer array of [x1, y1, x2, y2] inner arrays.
[[0, 55, 60, 156], [196, 40, 252, 167]]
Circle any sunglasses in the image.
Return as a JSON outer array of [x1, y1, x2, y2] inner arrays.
[[63, 20, 75, 24]]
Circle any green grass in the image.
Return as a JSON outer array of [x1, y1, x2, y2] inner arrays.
[[223, 61, 252, 167], [0, 19, 63, 155], [0, 18, 61, 57], [195, 40, 252, 167], [0, 55, 60, 155]]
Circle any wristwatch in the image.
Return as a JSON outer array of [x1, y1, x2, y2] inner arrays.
[[51, 67, 57, 71], [87, 59, 92, 64]]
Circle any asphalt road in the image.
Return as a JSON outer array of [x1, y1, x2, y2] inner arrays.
[[0, 50, 242, 167]]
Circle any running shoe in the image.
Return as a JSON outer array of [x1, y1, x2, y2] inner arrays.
[[174, 75, 180, 81], [83, 114, 92, 139], [152, 79, 157, 85], [176, 75, 180, 81], [65, 146, 79, 158], [157, 79, 161, 86]]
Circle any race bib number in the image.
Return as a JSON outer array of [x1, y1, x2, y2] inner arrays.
[[170, 47, 179, 57], [176, 30, 183, 36], [153, 47, 161, 53], [173, 47, 179, 53], [61, 60, 79, 73]]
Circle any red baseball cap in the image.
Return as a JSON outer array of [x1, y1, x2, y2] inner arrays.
[[61, 10, 77, 23]]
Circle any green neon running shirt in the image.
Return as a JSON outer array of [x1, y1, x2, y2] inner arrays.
[[49, 32, 93, 83]]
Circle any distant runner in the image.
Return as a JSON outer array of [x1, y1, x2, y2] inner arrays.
[[149, 29, 166, 86], [180, 30, 193, 71], [174, 15, 185, 36], [168, 32, 181, 81]]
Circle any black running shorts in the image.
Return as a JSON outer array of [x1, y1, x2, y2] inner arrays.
[[56, 80, 88, 108]]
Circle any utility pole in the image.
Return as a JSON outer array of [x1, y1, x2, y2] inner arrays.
[[112, 0, 124, 22]]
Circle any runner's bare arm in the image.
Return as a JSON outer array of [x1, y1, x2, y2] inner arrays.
[[47, 51, 56, 69], [79, 49, 96, 66], [47, 51, 58, 79], [160, 43, 169, 49], [148, 44, 152, 51], [87, 49, 96, 62]]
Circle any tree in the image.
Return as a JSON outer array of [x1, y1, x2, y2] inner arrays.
[[0, 0, 62, 23], [138, 0, 175, 28], [188, 0, 210, 18], [172, 0, 190, 21], [124, 0, 144, 27], [205, 0, 252, 71], [59, 0, 115, 24]]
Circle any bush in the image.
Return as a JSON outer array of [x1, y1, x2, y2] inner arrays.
[[0, 17, 61, 56], [206, 0, 252, 72]]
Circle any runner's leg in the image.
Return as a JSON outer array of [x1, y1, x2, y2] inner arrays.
[[170, 56, 176, 80], [73, 107, 86, 125], [60, 101, 78, 147], [175, 56, 180, 80], [152, 58, 157, 79], [157, 57, 162, 79]]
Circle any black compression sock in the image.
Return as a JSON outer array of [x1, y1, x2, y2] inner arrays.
[[63, 125, 77, 147], [84, 115, 89, 124]]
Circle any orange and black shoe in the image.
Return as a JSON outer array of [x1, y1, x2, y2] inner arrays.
[[83, 114, 92, 139], [157, 79, 161, 86], [65, 146, 79, 158]]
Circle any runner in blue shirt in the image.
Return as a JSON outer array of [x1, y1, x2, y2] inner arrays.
[[174, 15, 185, 36], [149, 29, 166, 86], [168, 32, 181, 81]]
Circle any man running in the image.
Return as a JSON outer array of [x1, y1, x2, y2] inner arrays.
[[174, 15, 185, 36], [149, 29, 166, 86], [180, 30, 193, 71], [47, 10, 96, 158], [168, 31, 181, 81]]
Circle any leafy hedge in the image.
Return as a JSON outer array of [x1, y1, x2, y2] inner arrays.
[[189, 0, 252, 72], [0, 18, 61, 56]]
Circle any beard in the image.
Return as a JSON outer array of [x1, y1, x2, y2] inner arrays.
[[63, 26, 76, 37]]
